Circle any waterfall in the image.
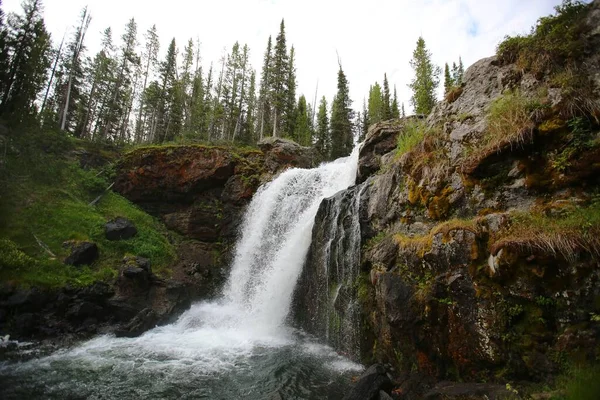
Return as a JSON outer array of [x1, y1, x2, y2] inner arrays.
[[222, 144, 361, 330]]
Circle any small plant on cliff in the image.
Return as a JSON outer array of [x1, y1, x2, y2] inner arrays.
[[396, 120, 426, 157], [496, 0, 588, 73]]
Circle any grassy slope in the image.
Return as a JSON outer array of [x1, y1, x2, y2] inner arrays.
[[0, 126, 176, 288]]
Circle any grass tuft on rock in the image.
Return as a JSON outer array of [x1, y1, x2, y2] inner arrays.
[[490, 198, 600, 262]]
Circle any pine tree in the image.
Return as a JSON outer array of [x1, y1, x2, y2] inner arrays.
[[284, 45, 297, 136], [89, 27, 116, 140], [391, 86, 400, 119], [330, 64, 354, 159], [360, 99, 369, 141], [241, 70, 256, 144], [257, 36, 272, 141], [293, 94, 311, 146], [0, 0, 51, 121], [457, 56, 464, 85], [271, 19, 289, 137], [58, 6, 91, 134], [401, 102, 406, 118], [443, 62, 453, 94], [368, 82, 383, 125], [156, 38, 181, 142], [102, 18, 139, 141], [135, 24, 159, 143], [382, 73, 391, 120], [408, 36, 440, 115], [315, 96, 330, 159]]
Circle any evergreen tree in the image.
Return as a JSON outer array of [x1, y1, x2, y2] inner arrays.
[[241, 70, 256, 144], [293, 94, 311, 145], [408, 36, 440, 115], [401, 102, 406, 118], [315, 96, 330, 159], [58, 6, 91, 134], [443, 62, 453, 94], [391, 86, 400, 119], [80, 27, 114, 140], [382, 73, 391, 120], [368, 82, 383, 124], [135, 24, 159, 143], [185, 38, 207, 141], [89, 27, 116, 140], [457, 56, 464, 85], [156, 38, 181, 142], [180, 38, 195, 132], [102, 18, 139, 141], [284, 45, 297, 136], [360, 99, 369, 141], [257, 36, 272, 141], [330, 64, 354, 159], [0, 0, 51, 121], [271, 19, 289, 137]]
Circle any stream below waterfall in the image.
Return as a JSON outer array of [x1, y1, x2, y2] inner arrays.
[[0, 145, 363, 399]]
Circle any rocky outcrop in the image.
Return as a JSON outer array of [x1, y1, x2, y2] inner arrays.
[[0, 266, 191, 346], [114, 140, 315, 298], [304, 0, 600, 391]]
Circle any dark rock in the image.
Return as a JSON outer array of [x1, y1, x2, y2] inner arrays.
[[423, 382, 519, 399], [123, 256, 152, 273], [115, 308, 159, 338], [63, 241, 99, 266], [66, 301, 104, 321], [379, 390, 394, 400], [105, 217, 138, 240], [343, 364, 393, 400], [13, 313, 37, 336]]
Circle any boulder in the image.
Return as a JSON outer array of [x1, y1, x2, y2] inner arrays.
[[115, 308, 159, 338], [258, 137, 316, 172], [105, 217, 138, 240], [63, 241, 99, 266], [343, 364, 393, 400]]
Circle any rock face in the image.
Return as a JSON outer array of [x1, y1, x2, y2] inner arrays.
[[0, 277, 190, 343], [114, 141, 316, 297], [302, 0, 600, 389], [294, 185, 365, 359]]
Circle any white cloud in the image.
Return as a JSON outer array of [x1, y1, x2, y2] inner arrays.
[[3, 0, 564, 113]]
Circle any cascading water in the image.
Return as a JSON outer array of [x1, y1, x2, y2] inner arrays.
[[0, 145, 363, 399]]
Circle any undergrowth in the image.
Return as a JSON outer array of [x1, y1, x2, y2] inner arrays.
[[0, 126, 176, 288]]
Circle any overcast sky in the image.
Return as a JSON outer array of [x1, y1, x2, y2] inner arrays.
[[4, 0, 567, 113]]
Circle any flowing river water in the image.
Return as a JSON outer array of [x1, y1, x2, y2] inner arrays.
[[0, 146, 363, 399]]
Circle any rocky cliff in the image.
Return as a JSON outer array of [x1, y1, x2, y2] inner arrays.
[[297, 0, 600, 393], [114, 138, 316, 297]]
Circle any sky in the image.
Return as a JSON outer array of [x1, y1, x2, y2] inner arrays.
[[4, 0, 567, 114]]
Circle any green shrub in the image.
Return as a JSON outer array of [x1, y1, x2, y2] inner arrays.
[[396, 120, 426, 157], [496, 1, 588, 73]]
